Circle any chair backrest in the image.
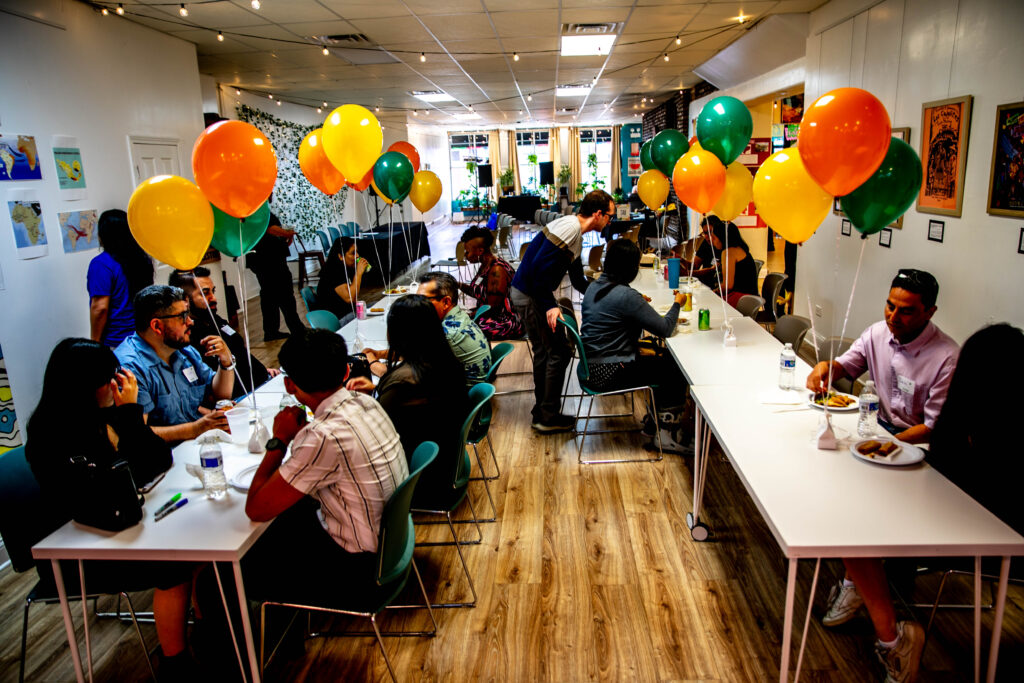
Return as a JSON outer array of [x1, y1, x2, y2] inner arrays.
[[473, 304, 491, 323], [753, 258, 765, 277], [772, 315, 811, 352], [588, 243, 604, 271], [558, 315, 590, 384], [376, 441, 438, 585], [518, 241, 530, 261], [556, 297, 578, 334], [306, 309, 341, 331], [760, 272, 789, 321], [300, 286, 317, 313], [327, 226, 341, 243], [677, 235, 704, 262], [0, 446, 52, 573], [735, 295, 765, 318], [316, 229, 332, 254], [483, 342, 514, 385], [455, 384, 496, 483], [497, 224, 511, 247], [819, 335, 857, 393], [455, 241, 467, 266]]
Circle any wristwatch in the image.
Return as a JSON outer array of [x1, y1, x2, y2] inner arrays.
[[265, 437, 287, 452], [220, 354, 237, 371]]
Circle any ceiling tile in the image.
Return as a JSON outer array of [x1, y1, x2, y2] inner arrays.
[[225, 0, 339, 23], [489, 10, 561, 38], [346, 16, 434, 44], [420, 13, 496, 42], [625, 6, 702, 33]]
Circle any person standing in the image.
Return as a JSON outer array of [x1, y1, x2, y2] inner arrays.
[[247, 207, 304, 341], [87, 209, 153, 348], [510, 190, 614, 432]]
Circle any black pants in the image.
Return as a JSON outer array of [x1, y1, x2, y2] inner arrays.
[[588, 353, 687, 408], [510, 287, 570, 423], [249, 254, 304, 336]]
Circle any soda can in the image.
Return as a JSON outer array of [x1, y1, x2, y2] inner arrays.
[[356, 301, 366, 320], [215, 399, 234, 411], [683, 291, 693, 312], [698, 308, 711, 330]]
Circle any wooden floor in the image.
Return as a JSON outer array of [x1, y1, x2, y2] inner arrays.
[[2, 219, 1022, 682]]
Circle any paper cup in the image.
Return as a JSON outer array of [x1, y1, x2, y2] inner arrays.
[[225, 407, 251, 444]]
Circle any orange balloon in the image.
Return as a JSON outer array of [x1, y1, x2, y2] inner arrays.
[[299, 128, 345, 195], [672, 149, 726, 214], [347, 169, 372, 192], [387, 141, 421, 173], [798, 87, 891, 197], [193, 120, 277, 218]]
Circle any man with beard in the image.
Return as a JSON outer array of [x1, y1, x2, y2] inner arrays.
[[169, 268, 278, 399], [115, 284, 234, 442]]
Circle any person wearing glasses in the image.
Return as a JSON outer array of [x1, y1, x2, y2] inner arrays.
[[114, 284, 235, 442], [510, 190, 615, 433], [805, 268, 959, 683]]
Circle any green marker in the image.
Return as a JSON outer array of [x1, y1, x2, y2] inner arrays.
[[154, 492, 182, 516]]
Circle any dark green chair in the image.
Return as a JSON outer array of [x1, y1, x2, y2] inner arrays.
[[468, 343, 514, 484], [299, 286, 317, 314], [306, 309, 340, 332], [326, 226, 341, 243], [258, 442, 440, 682], [472, 304, 491, 323]]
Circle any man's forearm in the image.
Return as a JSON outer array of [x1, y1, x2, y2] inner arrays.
[[151, 421, 199, 443], [894, 423, 931, 444], [211, 367, 235, 400]]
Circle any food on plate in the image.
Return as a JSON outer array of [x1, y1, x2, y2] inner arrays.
[[370, 306, 384, 313], [857, 440, 882, 455], [385, 286, 408, 294], [856, 439, 902, 461], [812, 391, 855, 408], [642, 294, 652, 302]]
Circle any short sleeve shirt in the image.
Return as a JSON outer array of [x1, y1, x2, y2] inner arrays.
[[114, 333, 215, 426], [86, 252, 135, 347], [278, 388, 408, 553], [442, 306, 492, 384]]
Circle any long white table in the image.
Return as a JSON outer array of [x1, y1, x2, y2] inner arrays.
[[32, 376, 290, 683]]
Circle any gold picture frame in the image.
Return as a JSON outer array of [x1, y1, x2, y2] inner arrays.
[[917, 95, 973, 217], [986, 101, 1024, 218]]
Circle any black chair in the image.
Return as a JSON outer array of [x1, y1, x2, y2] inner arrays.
[[755, 272, 789, 327]]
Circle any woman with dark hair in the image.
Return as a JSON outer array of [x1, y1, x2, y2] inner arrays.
[[457, 225, 524, 339], [26, 339, 196, 674], [581, 238, 689, 450], [347, 295, 468, 494], [317, 235, 367, 321], [706, 218, 758, 306], [87, 209, 154, 347]]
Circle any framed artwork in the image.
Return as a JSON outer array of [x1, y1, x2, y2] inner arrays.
[[986, 101, 1024, 218], [879, 228, 892, 248], [927, 219, 945, 243], [892, 127, 910, 143], [1018, 227, 1024, 255], [918, 95, 973, 217], [841, 219, 852, 236], [832, 196, 844, 217]]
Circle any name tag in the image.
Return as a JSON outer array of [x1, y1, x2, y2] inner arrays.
[[183, 366, 199, 383], [220, 325, 236, 337], [897, 374, 915, 395]]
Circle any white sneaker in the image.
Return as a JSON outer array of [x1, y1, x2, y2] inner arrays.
[[876, 621, 925, 683], [822, 580, 864, 626]]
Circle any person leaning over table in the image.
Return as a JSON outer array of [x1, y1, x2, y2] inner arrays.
[[26, 339, 199, 677], [114, 284, 235, 443], [456, 225, 525, 340], [317, 235, 368, 323], [169, 267, 279, 398]]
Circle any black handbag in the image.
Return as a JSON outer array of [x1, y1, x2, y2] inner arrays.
[[69, 457, 145, 532]]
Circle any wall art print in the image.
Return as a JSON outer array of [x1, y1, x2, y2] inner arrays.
[[918, 95, 973, 217], [986, 101, 1024, 218]]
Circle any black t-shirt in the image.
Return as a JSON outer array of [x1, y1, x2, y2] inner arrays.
[[731, 249, 759, 296], [252, 212, 289, 260], [695, 239, 717, 267], [316, 259, 357, 319]]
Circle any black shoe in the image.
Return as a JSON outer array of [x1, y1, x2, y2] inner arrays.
[[531, 414, 576, 433], [263, 331, 289, 342]]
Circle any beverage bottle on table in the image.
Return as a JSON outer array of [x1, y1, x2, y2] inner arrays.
[[857, 380, 879, 437], [778, 343, 797, 390], [198, 440, 227, 499]]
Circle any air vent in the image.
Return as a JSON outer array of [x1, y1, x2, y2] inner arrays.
[[562, 23, 619, 35], [310, 33, 397, 65], [313, 34, 373, 45]]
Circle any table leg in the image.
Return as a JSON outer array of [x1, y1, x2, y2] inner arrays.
[[691, 408, 706, 525], [793, 558, 821, 683], [52, 559, 86, 683], [974, 556, 982, 683], [779, 558, 798, 683], [986, 556, 1011, 683], [213, 562, 247, 680], [77, 561, 94, 683], [234, 560, 262, 683]]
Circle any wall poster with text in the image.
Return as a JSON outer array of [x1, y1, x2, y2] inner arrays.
[[917, 95, 973, 217]]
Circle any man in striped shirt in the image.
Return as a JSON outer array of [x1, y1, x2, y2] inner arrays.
[[242, 328, 409, 601]]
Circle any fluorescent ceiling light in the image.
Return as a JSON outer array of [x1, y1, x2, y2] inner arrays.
[[453, 113, 482, 120], [556, 85, 592, 97], [560, 35, 616, 56], [411, 90, 455, 103]]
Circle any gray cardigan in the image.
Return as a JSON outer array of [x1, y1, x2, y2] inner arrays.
[[580, 274, 679, 364]]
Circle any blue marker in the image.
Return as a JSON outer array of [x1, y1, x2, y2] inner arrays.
[[155, 498, 188, 521]]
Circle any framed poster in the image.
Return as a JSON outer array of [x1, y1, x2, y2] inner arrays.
[[917, 95, 973, 217], [927, 219, 945, 243], [986, 101, 1024, 218], [888, 127, 911, 228]]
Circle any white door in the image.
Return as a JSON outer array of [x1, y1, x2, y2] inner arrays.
[[128, 138, 181, 187]]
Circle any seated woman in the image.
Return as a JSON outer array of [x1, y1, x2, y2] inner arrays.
[[26, 339, 197, 674], [457, 225, 524, 340], [706, 216, 758, 306], [347, 295, 469, 499], [581, 238, 689, 452], [317, 236, 368, 322], [673, 216, 720, 286]]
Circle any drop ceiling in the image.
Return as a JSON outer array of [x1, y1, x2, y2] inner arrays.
[[89, 0, 827, 127]]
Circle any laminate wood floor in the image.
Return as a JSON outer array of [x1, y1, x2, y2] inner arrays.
[[2, 219, 1021, 682]]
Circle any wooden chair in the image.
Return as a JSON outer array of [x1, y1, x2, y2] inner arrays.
[[294, 235, 325, 290]]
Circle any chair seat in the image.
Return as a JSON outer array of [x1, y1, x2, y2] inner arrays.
[[580, 381, 659, 396], [259, 564, 412, 616], [412, 452, 471, 512]]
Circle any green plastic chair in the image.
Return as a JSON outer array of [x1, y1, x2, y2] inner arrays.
[[259, 442, 439, 682], [472, 304, 491, 323], [299, 286, 317, 313], [412, 383, 495, 608], [306, 309, 340, 332], [468, 342, 513, 484], [557, 317, 663, 465], [326, 226, 341, 243]]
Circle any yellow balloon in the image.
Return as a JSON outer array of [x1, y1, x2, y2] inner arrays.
[[752, 148, 833, 243], [636, 169, 670, 210], [321, 104, 383, 182], [409, 170, 442, 212], [370, 179, 395, 205], [711, 161, 753, 221], [127, 175, 213, 270]]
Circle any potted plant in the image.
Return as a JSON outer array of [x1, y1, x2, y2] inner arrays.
[[557, 164, 572, 190], [498, 167, 516, 195], [526, 153, 539, 193]]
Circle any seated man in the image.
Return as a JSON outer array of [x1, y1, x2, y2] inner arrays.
[[115, 284, 234, 442], [804, 268, 959, 683], [169, 268, 279, 398], [242, 329, 409, 601], [364, 271, 492, 385]]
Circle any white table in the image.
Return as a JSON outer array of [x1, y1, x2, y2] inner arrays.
[[32, 376, 290, 683]]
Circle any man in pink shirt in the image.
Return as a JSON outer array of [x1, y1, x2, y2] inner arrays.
[[805, 268, 959, 683]]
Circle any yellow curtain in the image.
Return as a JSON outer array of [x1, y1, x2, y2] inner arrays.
[[568, 127, 583, 202], [549, 128, 561, 203], [506, 130, 521, 194], [488, 130, 501, 203], [610, 126, 621, 197]]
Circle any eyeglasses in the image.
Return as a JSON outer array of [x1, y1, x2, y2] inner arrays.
[[155, 310, 192, 323]]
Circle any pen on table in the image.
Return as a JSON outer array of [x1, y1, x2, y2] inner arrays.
[[155, 498, 188, 521], [154, 492, 182, 517]]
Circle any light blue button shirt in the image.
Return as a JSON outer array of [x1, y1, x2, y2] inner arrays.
[[114, 333, 215, 427]]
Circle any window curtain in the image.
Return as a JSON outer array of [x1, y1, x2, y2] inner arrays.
[[568, 127, 583, 202], [488, 130, 501, 202], [549, 128, 561, 202], [506, 130, 521, 194], [610, 126, 621, 196]]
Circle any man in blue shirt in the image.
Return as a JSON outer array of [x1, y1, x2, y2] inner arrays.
[[115, 284, 235, 442]]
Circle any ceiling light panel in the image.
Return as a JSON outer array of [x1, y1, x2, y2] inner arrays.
[[556, 84, 593, 97], [411, 90, 456, 102], [560, 35, 617, 56]]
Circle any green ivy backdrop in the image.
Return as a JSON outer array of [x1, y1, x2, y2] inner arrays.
[[236, 103, 346, 240]]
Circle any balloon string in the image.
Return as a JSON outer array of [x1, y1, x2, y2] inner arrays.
[[387, 204, 395, 288], [708, 212, 730, 331], [825, 238, 867, 408], [396, 203, 413, 280], [232, 226, 258, 411], [191, 267, 248, 405], [362, 190, 390, 296]]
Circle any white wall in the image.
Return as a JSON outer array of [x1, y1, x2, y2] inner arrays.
[[407, 123, 452, 225], [798, 0, 1024, 345], [0, 4, 204, 416]]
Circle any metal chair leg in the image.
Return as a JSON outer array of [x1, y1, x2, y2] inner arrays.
[[440, 511, 478, 608], [120, 593, 157, 682], [19, 599, 30, 683], [370, 615, 398, 683]]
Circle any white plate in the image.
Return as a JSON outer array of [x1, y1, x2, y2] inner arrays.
[[366, 307, 387, 316], [807, 391, 859, 412], [229, 464, 259, 492], [849, 437, 925, 467], [382, 287, 409, 296]]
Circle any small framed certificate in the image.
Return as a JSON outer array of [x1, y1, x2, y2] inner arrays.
[[841, 219, 852, 236], [927, 219, 945, 243], [879, 228, 893, 248]]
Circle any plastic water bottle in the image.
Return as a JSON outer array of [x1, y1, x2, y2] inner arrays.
[[858, 380, 879, 437], [199, 441, 227, 499], [778, 342, 797, 390]]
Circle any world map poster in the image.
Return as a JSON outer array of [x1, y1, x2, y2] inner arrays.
[[7, 196, 49, 259], [0, 133, 43, 182], [58, 209, 99, 253]]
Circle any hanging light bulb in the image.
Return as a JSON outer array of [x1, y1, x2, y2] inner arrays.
[[179, 4, 188, 17], [675, 35, 681, 45], [316, 107, 322, 114], [375, 105, 380, 112], [420, 52, 426, 62], [217, 31, 224, 42], [322, 46, 329, 56], [116, 4, 124, 15], [322, 101, 327, 107], [468, 104, 474, 112], [234, 88, 241, 95], [641, 97, 646, 103], [101, 7, 109, 15], [663, 53, 669, 62], [527, 93, 532, 102], [268, 94, 273, 100], [251, 0, 261, 9], [413, 110, 418, 116], [513, 52, 519, 61], [276, 100, 282, 106]]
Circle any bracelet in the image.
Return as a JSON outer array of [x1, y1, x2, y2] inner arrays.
[[371, 359, 385, 366]]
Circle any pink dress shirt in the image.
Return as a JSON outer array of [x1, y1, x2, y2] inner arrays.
[[836, 321, 959, 429]]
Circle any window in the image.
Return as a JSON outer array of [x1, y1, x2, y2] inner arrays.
[[515, 130, 550, 194], [578, 128, 613, 195], [449, 133, 489, 205]]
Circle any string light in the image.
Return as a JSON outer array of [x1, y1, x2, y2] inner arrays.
[[268, 94, 273, 100], [322, 46, 329, 55], [513, 52, 519, 61], [663, 53, 669, 62], [412, 110, 418, 116], [101, 7, 108, 15], [420, 52, 426, 62], [276, 99, 281, 106], [316, 107, 322, 114], [217, 31, 224, 41], [251, 0, 261, 9], [676, 35, 681, 45], [527, 93, 532, 102], [322, 101, 327, 107], [116, 4, 124, 15], [179, 4, 188, 17], [234, 88, 241, 95], [375, 105, 380, 112]]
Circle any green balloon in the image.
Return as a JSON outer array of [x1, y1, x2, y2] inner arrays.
[[696, 96, 753, 166], [640, 140, 656, 171], [210, 200, 270, 258], [372, 151, 415, 203], [650, 129, 689, 177], [840, 138, 922, 235]]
